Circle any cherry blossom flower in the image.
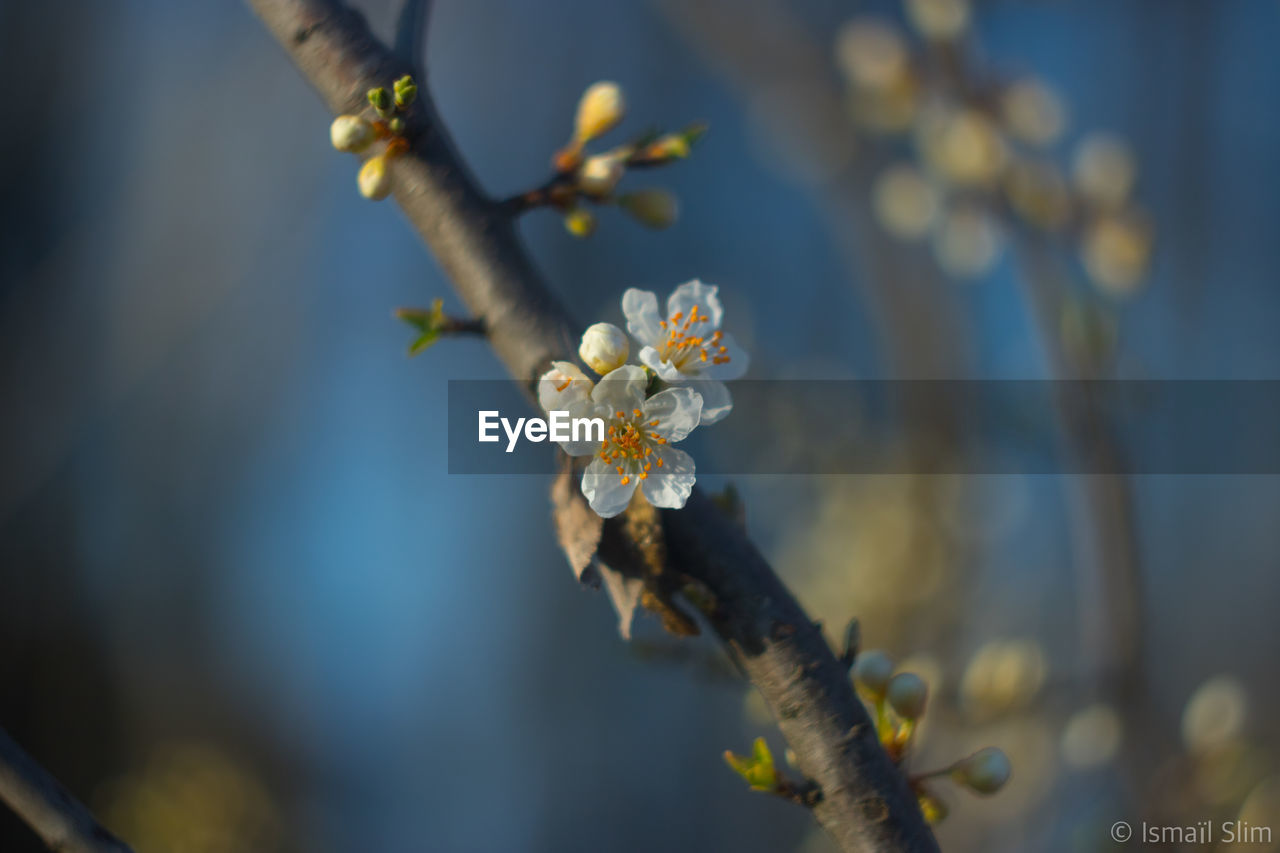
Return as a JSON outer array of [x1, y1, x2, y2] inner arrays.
[[537, 361, 594, 414], [621, 280, 748, 424], [558, 365, 702, 518]]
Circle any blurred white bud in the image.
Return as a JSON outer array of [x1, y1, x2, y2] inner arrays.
[[1001, 79, 1067, 147], [836, 19, 907, 91], [1182, 674, 1248, 753], [330, 115, 375, 153], [953, 747, 1011, 794], [917, 107, 1007, 187], [905, 0, 971, 41], [617, 189, 679, 229], [574, 81, 626, 144], [578, 323, 630, 375], [358, 155, 393, 200], [1061, 703, 1123, 769], [932, 204, 1003, 279], [853, 650, 894, 697], [873, 164, 941, 240], [1081, 211, 1153, 297], [959, 638, 1048, 716], [578, 152, 626, 196], [1072, 133, 1136, 209], [887, 672, 928, 720]]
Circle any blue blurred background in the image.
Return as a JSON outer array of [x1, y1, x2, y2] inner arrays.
[[2, 0, 1278, 851]]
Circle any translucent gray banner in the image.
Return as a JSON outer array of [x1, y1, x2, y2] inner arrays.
[[447, 380, 1280, 474]]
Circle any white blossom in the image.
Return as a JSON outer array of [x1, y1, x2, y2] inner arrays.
[[558, 365, 701, 518], [621, 280, 748, 424], [537, 361, 594, 414]]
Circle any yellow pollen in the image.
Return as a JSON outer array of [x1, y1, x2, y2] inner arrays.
[[656, 457, 664, 467], [632, 408, 643, 418], [639, 472, 648, 480], [555, 378, 571, 392], [621, 476, 630, 485], [615, 411, 625, 419]]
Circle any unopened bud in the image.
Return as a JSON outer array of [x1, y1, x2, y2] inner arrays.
[[853, 651, 894, 697], [905, 0, 971, 41], [393, 75, 418, 109], [952, 747, 1011, 794], [578, 322, 630, 375], [367, 87, 393, 115], [617, 189, 678, 229], [330, 115, 375, 153], [574, 81, 625, 144], [887, 672, 928, 720], [358, 155, 393, 200], [564, 207, 597, 238], [578, 153, 626, 196], [917, 791, 950, 824]]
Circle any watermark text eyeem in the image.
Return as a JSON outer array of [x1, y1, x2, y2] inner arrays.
[[477, 410, 605, 452]]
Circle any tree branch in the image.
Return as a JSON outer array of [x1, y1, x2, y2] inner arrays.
[[0, 725, 132, 853], [245, 2, 939, 850]]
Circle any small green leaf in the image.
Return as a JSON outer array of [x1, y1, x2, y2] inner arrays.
[[408, 328, 440, 356], [681, 121, 709, 147], [723, 737, 779, 792], [396, 298, 445, 356]]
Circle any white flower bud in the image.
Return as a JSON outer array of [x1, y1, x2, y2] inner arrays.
[[358, 155, 393, 200], [887, 672, 928, 720], [953, 747, 1011, 794], [618, 189, 679, 229], [852, 651, 894, 697], [330, 115, 375, 153], [578, 153, 626, 196], [574, 81, 626, 144], [578, 322, 630, 375], [905, 0, 970, 41]]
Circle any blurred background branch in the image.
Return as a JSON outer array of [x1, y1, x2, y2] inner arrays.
[[0, 726, 133, 853]]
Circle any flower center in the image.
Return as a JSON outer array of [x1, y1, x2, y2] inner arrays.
[[596, 407, 667, 486], [658, 303, 731, 371]]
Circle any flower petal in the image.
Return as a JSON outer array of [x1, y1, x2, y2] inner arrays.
[[537, 361, 593, 413], [582, 456, 639, 518], [638, 346, 684, 381], [703, 330, 749, 381], [557, 399, 608, 456], [622, 288, 664, 347], [640, 446, 696, 509], [642, 387, 702, 442], [591, 364, 648, 411], [666, 279, 723, 329], [681, 378, 733, 424]]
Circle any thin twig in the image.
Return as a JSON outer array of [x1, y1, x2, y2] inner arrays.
[[0, 725, 132, 853], [245, 1, 939, 850]]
